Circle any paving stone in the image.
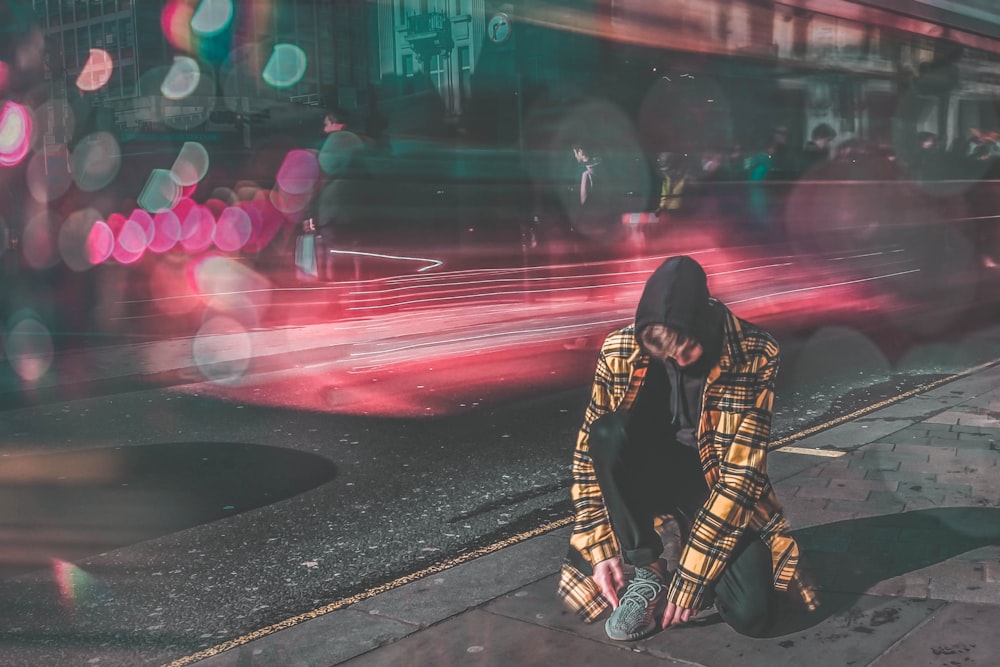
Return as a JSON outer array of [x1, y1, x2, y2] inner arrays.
[[779, 497, 835, 528], [788, 509, 859, 529], [826, 497, 906, 516], [923, 371, 1000, 400], [847, 456, 901, 473], [641, 595, 942, 667], [864, 469, 938, 484], [924, 410, 973, 426], [791, 420, 911, 449], [956, 432, 999, 445], [898, 458, 977, 474], [925, 564, 1000, 605], [796, 478, 896, 501], [874, 602, 1000, 666], [925, 409, 1000, 429], [922, 422, 961, 434], [191, 608, 417, 667], [955, 448, 1000, 461], [816, 461, 870, 479], [861, 442, 899, 452], [968, 487, 1000, 507], [890, 443, 957, 458], [340, 608, 680, 666], [866, 573, 931, 598], [984, 558, 1000, 583], [952, 424, 991, 435], [948, 546, 1000, 562], [781, 474, 832, 488], [352, 531, 565, 627], [768, 450, 831, 483], [936, 465, 1000, 486], [860, 450, 931, 464], [955, 414, 1000, 429], [874, 433, 947, 447], [483, 575, 945, 667], [873, 485, 942, 506]]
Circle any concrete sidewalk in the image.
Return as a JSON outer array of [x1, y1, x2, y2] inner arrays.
[[161, 362, 1000, 667]]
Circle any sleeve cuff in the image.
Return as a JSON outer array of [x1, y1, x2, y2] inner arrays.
[[587, 540, 620, 566], [667, 573, 712, 611]]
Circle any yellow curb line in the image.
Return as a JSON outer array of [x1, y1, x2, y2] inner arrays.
[[780, 446, 845, 457], [163, 357, 1000, 667], [160, 517, 573, 667]]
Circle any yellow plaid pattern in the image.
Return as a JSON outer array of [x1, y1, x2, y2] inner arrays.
[[557, 302, 819, 620]]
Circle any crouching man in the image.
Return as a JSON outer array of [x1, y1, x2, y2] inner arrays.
[[557, 256, 818, 640]]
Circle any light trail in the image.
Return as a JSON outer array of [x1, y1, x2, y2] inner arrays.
[[726, 269, 921, 305], [349, 261, 796, 299], [345, 280, 646, 311], [325, 248, 444, 272], [347, 317, 629, 361]]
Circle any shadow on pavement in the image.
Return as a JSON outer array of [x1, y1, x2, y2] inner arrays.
[[765, 507, 1000, 636], [0, 442, 337, 580]]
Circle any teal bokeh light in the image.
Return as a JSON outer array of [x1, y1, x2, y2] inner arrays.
[[262, 43, 308, 89], [190, 0, 234, 37]]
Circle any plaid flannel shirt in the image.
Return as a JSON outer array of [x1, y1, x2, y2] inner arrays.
[[557, 302, 819, 621]]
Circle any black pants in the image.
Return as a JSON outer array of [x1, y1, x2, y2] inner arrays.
[[589, 411, 776, 636]]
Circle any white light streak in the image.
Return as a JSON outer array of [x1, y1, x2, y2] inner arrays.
[[727, 270, 921, 305]]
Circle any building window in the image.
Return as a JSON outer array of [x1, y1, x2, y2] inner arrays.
[[458, 45, 471, 103], [121, 63, 136, 96], [429, 53, 446, 96]]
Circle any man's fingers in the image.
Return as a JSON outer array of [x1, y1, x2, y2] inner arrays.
[[594, 572, 619, 608], [661, 603, 694, 629], [610, 563, 625, 592], [599, 580, 619, 608], [661, 602, 676, 629]]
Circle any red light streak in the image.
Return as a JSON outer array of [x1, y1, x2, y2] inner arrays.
[[130, 245, 938, 417]]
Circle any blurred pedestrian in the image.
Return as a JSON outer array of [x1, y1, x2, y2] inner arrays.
[[765, 125, 797, 181], [908, 131, 941, 181], [570, 142, 618, 249], [655, 152, 689, 217], [800, 123, 837, 175], [314, 107, 370, 282], [557, 256, 818, 641]]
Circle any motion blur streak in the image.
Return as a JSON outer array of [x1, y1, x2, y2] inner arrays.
[[726, 269, 921, 305], [166, 245, 933, 417], [327, 249, 444, 272]]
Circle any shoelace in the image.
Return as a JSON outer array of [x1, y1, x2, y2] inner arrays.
[[618, 578, 663, 611]]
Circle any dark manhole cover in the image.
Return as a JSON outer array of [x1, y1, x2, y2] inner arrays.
[[0, 442, 336, 580]]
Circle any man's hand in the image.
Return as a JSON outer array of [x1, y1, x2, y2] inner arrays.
[[592, 556, 625, 609], [661, 601, 693, 629]]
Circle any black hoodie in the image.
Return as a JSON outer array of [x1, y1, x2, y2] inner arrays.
[[631, 256, 724, 449]]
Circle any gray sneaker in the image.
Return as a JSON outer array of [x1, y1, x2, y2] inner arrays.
[[604, 566, 667, 641]]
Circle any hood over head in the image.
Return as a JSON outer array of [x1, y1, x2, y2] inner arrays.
[[635, 256, 713, 348]]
